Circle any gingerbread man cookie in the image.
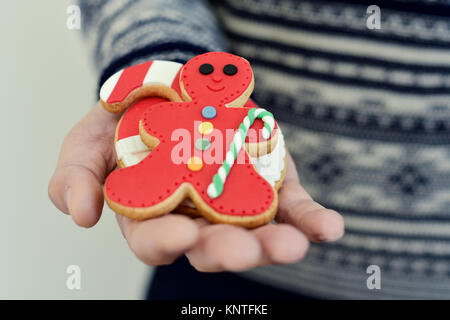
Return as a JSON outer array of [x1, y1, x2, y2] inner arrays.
[[100, 52, 286, 228]]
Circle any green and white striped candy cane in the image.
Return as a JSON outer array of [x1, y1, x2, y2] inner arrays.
[[207, 107, 275, 199]]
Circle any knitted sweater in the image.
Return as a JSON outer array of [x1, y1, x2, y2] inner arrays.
[[79, 0, 450, 299]]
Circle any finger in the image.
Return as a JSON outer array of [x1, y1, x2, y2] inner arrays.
[[186, 224, 262, 272], [252, 223, 309, 265], [117, 214, 200, 266], [278, 181, 344, 242], [277, 154, 345, 242], [48, 103, 120, 227]]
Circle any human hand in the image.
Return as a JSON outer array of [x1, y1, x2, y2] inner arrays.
[[49, 102, 344, 272]]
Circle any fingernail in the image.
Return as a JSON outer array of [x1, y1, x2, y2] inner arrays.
[[319, 233, 344, 242], [65, 188, 72, 214]]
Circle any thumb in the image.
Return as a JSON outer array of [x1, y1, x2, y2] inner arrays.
[[49, 163, 104, 227], [49, 102, 120, 227]]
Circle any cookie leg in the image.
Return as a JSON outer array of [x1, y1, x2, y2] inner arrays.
[[204, 154, 277, 226], [104, 157, 186, 220]]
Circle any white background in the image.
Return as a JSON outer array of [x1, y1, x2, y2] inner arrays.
[[0, 1, 150, 299]]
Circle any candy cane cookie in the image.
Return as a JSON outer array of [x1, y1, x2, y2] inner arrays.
[[100, 52, 286, 228]]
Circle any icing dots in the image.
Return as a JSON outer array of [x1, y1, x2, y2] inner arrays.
[[195, 138, 211, 151], [201, 106, 216, 119], [187, 156, 203, 171], [198, 121, 214, 135]]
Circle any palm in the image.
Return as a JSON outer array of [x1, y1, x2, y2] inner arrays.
[[49, 103, 344, 271]]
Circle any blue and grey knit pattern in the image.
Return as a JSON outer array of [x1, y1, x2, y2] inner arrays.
[[217, 0, 450, 299], [79, 0, 227, 88], [80, 0, 450, 298]]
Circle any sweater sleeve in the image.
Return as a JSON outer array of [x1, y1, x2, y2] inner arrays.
[[78, 0, 227, 90]]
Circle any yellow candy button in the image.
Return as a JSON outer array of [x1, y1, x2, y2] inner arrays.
[[198, 121, 214, 135], [187, 156, 203, 171]]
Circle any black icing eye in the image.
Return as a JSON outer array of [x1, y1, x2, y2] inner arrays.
[[223, 64, 238, 75], [199, 63, 214, 75]]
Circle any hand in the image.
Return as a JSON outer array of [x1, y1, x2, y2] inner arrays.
[[49, 102, 344, 272]]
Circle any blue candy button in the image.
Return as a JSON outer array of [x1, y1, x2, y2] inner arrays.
[[202, 106, 216, 119]]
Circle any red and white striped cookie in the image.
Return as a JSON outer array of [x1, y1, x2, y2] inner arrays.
[[100, 60, 183, 113]]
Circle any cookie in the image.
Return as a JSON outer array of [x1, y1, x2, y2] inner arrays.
[[100, 52, 286, 228]]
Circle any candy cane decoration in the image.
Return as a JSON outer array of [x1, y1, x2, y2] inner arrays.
[[207, 108, 275, 199], [99, 60, 184, 167], [100, 60, 183, 113]]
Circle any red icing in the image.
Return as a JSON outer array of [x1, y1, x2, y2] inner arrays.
[[118, 97, 277, 143], [106, 52, 277, 216], [107, 61, 153, 104], [117, 97, 167, 139]]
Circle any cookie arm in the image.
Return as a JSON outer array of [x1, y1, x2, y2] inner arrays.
[[207, 107, 277, 199], [243, 100, 279, 157]]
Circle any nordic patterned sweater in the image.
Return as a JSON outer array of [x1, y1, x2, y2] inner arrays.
[[79, 0, 450, 299]]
